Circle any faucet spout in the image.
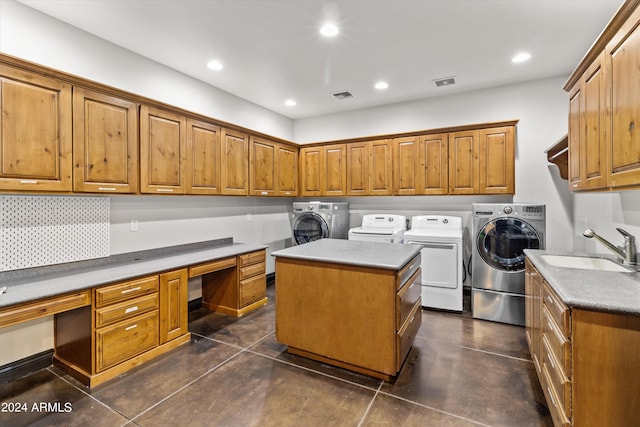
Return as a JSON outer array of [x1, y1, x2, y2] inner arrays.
[[583, 228, 637, 264]]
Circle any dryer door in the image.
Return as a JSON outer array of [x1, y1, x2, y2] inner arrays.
[[292, 213, 330, 245], [476, 217, 541, 272]]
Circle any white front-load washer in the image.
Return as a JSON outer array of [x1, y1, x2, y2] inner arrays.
[[348, 214, 406, 243], [404, 215, 463, 311]]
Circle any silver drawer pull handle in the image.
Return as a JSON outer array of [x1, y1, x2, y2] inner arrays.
[[125, 306, 139, 314], [547, 296, 554, 306], [410, 315, 415, 324], [20, 179, 37, 184], [548, 354, 555, 369], [548, 321, 554, 332], [547, 387, 556, 406], [121, 286, 142, 294], [98, 187, 116, 191], [125, 324, 138, 331]]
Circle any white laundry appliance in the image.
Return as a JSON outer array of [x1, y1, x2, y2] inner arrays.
[[348, 214, 407, 243], [404, 215, 463, 311]]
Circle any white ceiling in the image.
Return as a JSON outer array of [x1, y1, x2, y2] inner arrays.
[[19, 0, 624, 119]]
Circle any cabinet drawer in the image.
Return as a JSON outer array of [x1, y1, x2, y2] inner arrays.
[[238, 250, 266, 267], [0, 290, 91, 328], [543, 282, 570, 337], [188, 257, 236, 277], [95, 310, 159, 372], [239, 261, 266, 280], [541, 366, 571, 427], [239, 274, 266, 307], [396, 268, 421, 329], [543, 306, 571, 375], [95, 293, 158, 328], [543, 337, 571, 418], [396, 254, 421, 290], [396, 300, 421, 370], [95, 276, 159, 307]]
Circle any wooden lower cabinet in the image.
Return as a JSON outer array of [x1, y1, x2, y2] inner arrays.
[[53, 270, 190, 388], [525, 259, 640, 426], [275, 254, 421, 380], [201, 249, 268, 317]]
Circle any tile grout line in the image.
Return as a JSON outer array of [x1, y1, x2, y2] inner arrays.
[[356, 381, 383, 427], [456, 344, 534, 363]]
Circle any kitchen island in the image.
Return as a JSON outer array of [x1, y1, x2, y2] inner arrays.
[[272, 238, 422, 381]]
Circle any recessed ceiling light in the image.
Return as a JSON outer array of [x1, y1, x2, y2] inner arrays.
[[374, 81, 389, 90], [284, 99, 297, 107], [512, 52, 531, 63], [206, 60, 223, 71], [320, 22, 339, 37]]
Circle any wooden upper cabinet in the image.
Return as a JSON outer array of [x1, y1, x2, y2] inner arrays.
[[449, 130, 479, 195], [418, 133, 448, 195], [478, 126, 515, 194], [347, 141, 368, 196], [220, 128, 249, 195], [300, 144, 346, 196], [186, 118, 220, 194], [393, 136, 419, 195], [0, 64, 72, 192], [568, 84, 583, 190], [250, 136, 276, 196], [140, 105, 186, 194], [369, 139, 393, 195], [276, 143, 298, 196], [73, 88, 138, 193], [607, 7, 640, 188]]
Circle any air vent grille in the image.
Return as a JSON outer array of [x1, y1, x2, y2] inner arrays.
[[433, 76, 456, 87], [332, 91, 354, 100]]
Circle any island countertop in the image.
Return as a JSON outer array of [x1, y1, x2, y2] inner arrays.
[[271, 238, 421, 270]]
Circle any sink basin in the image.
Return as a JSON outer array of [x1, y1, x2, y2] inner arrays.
[[541, 255, 632, 272]]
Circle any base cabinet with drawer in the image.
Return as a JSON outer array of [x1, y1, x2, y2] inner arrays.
[[198, 249, 268, 317], [275, 253, 421, 381], [53, 270, 190, 387], [525, 258, 640, 426]]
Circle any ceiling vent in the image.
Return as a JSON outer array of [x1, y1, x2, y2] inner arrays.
[[332, 91, 355, 100], [433, 76, 456, 88]]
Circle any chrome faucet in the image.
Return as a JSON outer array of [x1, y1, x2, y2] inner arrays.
[[583, 228, 637, 265]]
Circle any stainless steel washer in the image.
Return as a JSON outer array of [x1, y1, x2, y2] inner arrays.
[[471, 203, 545, 326], [290, 201, 349, 245]]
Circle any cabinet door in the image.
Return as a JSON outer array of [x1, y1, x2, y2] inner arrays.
[[449, 130, 480, 194], [370, 139, 393, 195], [277, 143, 298, 196], [299, 146, 322, 197], [159, 269, 188, 344], [479, 126, 515, 194], [323, 144, 347, 196], [347, 141, 368, 195], [568, 85, 583, 190], [393, 136, 419, 195], [140, 105, 186, 194], [581, 54, 608, 190], [0, 65, 72, 192], [417, 134, 448, 195], [220, 128, 249, 195], [607, 15, 640, 188], [186, 118, 220, 194], [73, 88, 138, 193], [249, 136, 276, 196]]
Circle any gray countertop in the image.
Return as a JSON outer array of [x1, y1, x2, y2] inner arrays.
[[0, 238, 267, 309], [524, 249, 640, 315], [271, 238, 421, 270]]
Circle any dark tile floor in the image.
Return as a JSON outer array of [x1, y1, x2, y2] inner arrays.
[[0, 284, 552, 427]]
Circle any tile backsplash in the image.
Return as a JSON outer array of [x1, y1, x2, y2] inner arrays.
[[0, 195, 109, 271]]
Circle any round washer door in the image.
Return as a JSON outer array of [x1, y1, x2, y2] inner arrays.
[[292, 213, 330, 245], [476, 217, 541, 272]]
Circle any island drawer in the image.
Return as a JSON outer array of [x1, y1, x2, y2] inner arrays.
[[239, 274, 266, 307], [95, 310, 159, 372], [396, 268, 421, 329], [239, 261, 265, 280], [189, 256, 236, 277], [543, 306, 571, 374], [543, 336, 571, 418], [95, 276, 159, 307], [396, 253, 421, 290], [396, 299, 421, 369], [543, 282, 570, 337], [239, 250, 266, 267], [541, 365, 571, 427], [95, 293, 159, 328]]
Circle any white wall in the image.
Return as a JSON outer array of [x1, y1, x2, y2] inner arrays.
[[295, 76, 573, 253]]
